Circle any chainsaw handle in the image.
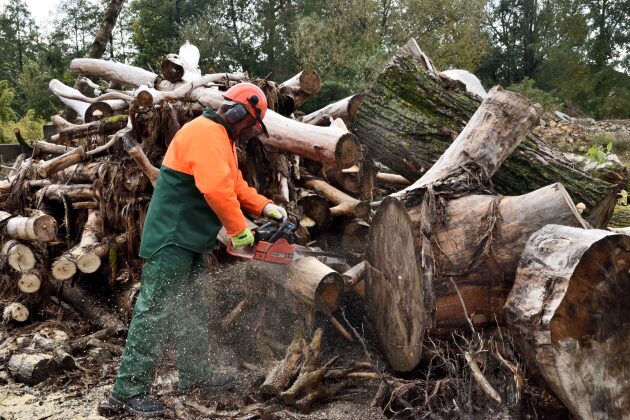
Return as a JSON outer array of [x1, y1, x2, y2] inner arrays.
[[268, 219, 289, 243]]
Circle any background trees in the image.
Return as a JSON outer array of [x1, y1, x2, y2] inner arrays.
[[0, 0, 627, 138]]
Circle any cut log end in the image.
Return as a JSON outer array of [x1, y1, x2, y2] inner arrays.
[[76, 253, 102, 274], [505, 225, 630, 420], [315, 273, 343, 313], [52, 257, 77, 281], [18, 272, 41, 294], [3, 303, 29, 322], [334, 134, 361, 169], [2, 240, 36, 272], [367, 197, 424, 371], [84, 102, 113, 122], [298, 69, 322, 95]]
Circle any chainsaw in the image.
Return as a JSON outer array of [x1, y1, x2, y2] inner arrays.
[[226, 213, 347, 266]]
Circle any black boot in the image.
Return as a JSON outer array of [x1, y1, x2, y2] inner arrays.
[[100, 393, 165, 417]]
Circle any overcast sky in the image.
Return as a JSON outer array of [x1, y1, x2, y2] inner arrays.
[[0, 0, 60, 26]]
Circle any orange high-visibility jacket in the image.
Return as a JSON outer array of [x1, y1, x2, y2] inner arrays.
[[162, 114, 271, 236]]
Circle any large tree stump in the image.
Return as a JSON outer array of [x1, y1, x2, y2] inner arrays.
[[505, 225, 630, 420], [353, 38, 619, 227]]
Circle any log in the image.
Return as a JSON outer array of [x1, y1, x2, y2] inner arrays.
[[35, 184, 97, 202], [375, 172, 410, 186], [65, 210, 104, 273], [250, 257, 343, 313], [127, 145, 159, 186], [84, 99, 128, 122], [353, 38, 620, 227], [49, 79, 133, 105], [301, 94, 364, 127], [0, 211, 57, 242], [55, 117, 128, 142], [397, 85, 539, 195], [18, 270, 41, 293], [278, 69, 322, 111], [303, 178, 370, 219], [408, 183, 587, 331], [70, 58, 157, 88], [365, 197, 424, 372], [297, 193, 331, 231], [505, 225, 630, 420], [1, 240, 36, 272], [34, 141, 77, 156], [7, 352, 59, 385], [51, 257, 77, 281], [2, 302, 29, 322], [56, 162, 105, 183], [189, 87, 362, 169], [36, 148, 85, 178], [260, 321, 306, 395], [342, 261, 366, 289]]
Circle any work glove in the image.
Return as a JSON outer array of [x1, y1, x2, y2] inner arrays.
[[231, 227, 255, 248], [262, 203, 287, 221]]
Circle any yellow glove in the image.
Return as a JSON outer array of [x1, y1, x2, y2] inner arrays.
[[231, 228, 254, 248], [262, 203, 287, 221]]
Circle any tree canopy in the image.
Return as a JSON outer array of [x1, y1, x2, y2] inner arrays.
[[0, 0, 627, 133]]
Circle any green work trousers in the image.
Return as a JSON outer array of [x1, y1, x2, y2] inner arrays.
[[112, 245, 213, 399]]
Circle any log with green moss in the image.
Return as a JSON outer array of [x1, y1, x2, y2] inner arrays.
[[353, 39, 619, 227], [609, 204, 630, 227]]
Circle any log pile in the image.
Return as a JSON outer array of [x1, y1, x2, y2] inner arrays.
[[0, 39, 627, 417]]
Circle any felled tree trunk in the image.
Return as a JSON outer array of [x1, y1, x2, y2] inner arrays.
[[1, 240, 36, 272], [0, 211, 57, 242], [353, 38, 619, 227], [8, 352, 60, 385], [303, 178, 370, 219], [366, 83, 544, 371], [70, 58, 157, 88], [301, 94, 364, 128], [250, 257, 343, 314], [505, 225, 630, 420], [65, 210, 104, 274], [408, 183, 586, 331], [3, 303, 29, 322], [278, 69, 322, 113]]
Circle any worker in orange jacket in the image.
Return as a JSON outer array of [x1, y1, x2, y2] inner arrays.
[[106, 83, 286, 417]]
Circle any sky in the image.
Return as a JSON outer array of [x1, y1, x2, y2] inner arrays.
[[0, 0, 60, 26]]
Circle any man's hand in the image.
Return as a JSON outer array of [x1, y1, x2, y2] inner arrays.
[[263, 203, 287, 221], [231, 228, 255, 248]]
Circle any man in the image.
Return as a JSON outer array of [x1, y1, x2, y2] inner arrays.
[[105, 83, 286, 417]]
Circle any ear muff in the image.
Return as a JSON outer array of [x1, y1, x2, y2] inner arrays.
[[224, 103, 249, 124]]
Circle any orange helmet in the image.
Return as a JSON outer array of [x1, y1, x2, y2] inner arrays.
[[222, 83, 268, 120]]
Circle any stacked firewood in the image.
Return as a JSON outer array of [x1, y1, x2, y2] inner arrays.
[[0, 38, 628, 418]]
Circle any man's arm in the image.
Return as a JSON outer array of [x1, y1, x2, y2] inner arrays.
[[186, 134, 248, 237], [234, 170, 272, 216]]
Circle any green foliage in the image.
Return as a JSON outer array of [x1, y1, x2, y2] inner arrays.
[[300, 81, 354, 115], [0, 81, 17, 123], [507, 77, 563, 114], [0, 109, 45, 144], [587, 144, 611, 163], [589, 132, 630, 153]]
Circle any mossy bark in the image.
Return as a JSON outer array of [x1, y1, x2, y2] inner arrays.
[[353, 46, 619, 227], [609, 204, 630, 227]]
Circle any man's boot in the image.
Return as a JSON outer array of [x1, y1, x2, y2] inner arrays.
[[178, 372, 236, 396], [99, 393, 165, 417]]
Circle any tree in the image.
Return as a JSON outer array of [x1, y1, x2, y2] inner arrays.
[[582, 0, 630, 68], [89, 0, 127, 59], [0, 0, 39, 80]]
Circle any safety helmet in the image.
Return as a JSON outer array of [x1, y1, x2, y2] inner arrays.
[[222, 83, 268, 136]]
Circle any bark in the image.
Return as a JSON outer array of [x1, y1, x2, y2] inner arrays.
[[35, 184, 97, 203], [342, 261, 366, 289], [260, 321, 306, 395], [36, 148, 85, 178], [55, 162, 105, 183], [278, 69, 322, 112], [250, 257, 343, 313], [302, 178, 370, 219], [7, 352, 59, 385], [65, 210, 104, 274], [407, 183, 587, 331], [1, 240, 36, 272], [0, 211, 57, 242], [89, 0, 126, 59], [126, 145, 159, 186], [301, 94, 365, 128], [353, 38, 620, 227], [53, 117, 128, 143], [70, 58, 157, 88], [505, 225, 630, 420], [2, 302, 29, 322], [34, 141, 77, 156]]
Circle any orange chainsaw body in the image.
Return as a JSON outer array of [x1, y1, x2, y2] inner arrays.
[[227, 237, 295, 264]]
